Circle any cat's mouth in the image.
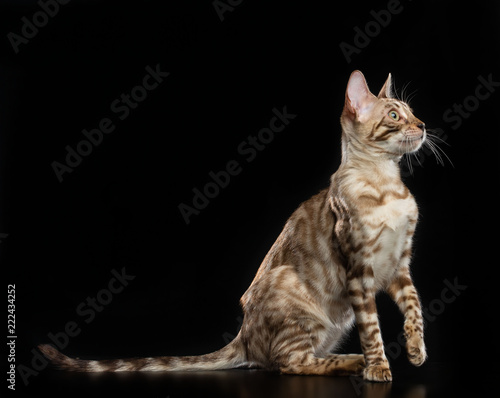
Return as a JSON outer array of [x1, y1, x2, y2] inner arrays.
[[398, 130, 426, 154], [400, 130, 425, 143]]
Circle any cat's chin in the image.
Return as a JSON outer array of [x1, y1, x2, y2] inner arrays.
[[399, 131, 426, 153]]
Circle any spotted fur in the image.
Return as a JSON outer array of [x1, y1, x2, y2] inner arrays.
[[39, 71, 427, 382]]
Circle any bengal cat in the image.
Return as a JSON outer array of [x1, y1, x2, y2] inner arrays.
[[39, 70, 428, 382]]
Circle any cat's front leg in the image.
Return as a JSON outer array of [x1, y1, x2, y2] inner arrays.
[[347, 265, 392, 382], [386, 265, 427, 366]]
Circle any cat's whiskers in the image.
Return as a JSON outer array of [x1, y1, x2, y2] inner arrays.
[[412, 146, 424, 168], [423, 132, 453, 168], [398, 128, 453, 175], [408, 136, 419, 174], [425, 129, 450, 145], [424, 139, 444, 166], [398, 135, 414, 175], [396, 81, 417, 105]]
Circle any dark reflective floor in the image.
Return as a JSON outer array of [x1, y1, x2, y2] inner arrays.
[[22, 361, 483, 398]]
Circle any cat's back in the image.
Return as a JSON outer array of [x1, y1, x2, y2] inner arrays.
[[258, 188, 335, 271], [240, 188, 343, 309]]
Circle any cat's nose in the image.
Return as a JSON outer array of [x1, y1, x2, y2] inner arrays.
[[417, 123, 425, 131]]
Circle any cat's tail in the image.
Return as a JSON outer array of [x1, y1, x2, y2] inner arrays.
[[37, 334, 247, 372]]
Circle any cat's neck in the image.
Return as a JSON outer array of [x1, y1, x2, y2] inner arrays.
[[340, 131, 402, 182]]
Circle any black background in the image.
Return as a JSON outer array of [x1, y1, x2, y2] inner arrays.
[[2, 1, 499, 397]]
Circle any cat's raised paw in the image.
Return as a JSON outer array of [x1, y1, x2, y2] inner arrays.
[[363, 363, 392, 382], [406, 334, 427, 367]]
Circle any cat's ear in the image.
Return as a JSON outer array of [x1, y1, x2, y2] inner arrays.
[[343, 70, 377, 122], [377, 73, 393, 99]]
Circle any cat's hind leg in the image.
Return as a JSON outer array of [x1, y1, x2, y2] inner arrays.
[[280, 353, 365, 376], [270, 318, 365, 376]]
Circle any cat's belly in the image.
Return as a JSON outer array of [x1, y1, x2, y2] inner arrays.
[[317, 300, 355, 355]]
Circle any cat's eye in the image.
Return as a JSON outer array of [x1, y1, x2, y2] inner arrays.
[[388, 111, 400, 121]]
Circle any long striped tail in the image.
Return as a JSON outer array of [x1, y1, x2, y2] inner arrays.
[[38, 335, 247, 372]]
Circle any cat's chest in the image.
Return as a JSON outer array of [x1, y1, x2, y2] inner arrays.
[[365, 194, 418, 231], [355, 194, 418, 286]]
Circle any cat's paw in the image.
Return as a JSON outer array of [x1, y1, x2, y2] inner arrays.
[[406, 333, 427, 366], [363, 363, 392, 382], [347, 355, 366, 376]]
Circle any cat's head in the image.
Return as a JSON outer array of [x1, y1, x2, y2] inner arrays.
[[340, 70, 425, 159]]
